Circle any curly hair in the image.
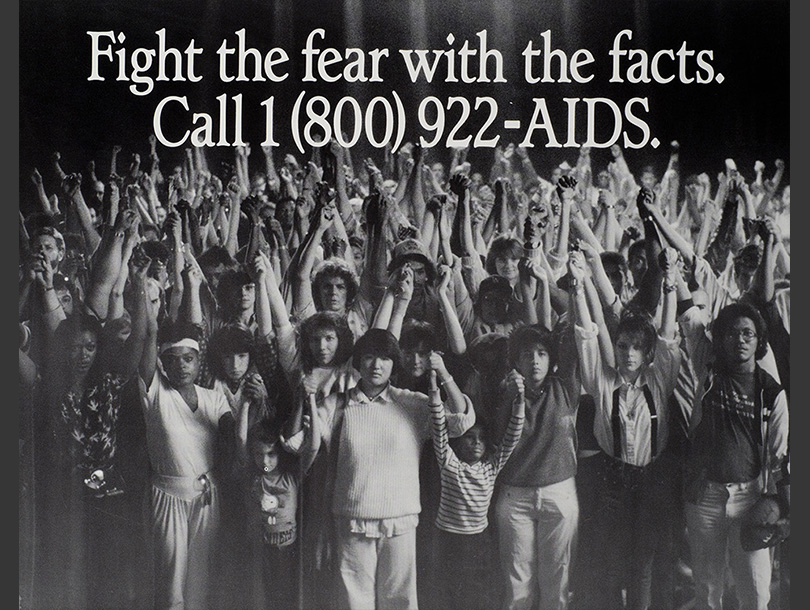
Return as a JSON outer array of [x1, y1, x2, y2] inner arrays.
[[712, 302, 769, 364], [298, 311, 355, 372], [312, 259, 360, 311]]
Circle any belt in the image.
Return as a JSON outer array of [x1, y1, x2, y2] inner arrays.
[[152, 471, 216, 503]]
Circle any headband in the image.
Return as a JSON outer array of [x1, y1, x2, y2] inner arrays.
[[159, 338, 200, 355]]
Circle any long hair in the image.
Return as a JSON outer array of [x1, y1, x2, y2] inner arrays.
[[298, 311, 354, 373]]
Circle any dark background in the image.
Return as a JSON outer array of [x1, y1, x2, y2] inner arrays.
[[20, 0, 790, 208]]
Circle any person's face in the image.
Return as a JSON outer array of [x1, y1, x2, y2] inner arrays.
[[93, 181, 105, 201], [516, 344, 551, 386], [596, 171, 611, 189], [628, 251, 647, 285], [155, 206, 168, 226], [734, 264, 757, 293], [480, 290, 509, 324], [495, 256, 520, 284], [359, 353, 394, 390], [319, 275, 348, 312], [149, 259, 169, 288], [454, 426, 487, 465], [615, 331, 650, 377], [309, 328, 340, 367], [251, 176, 267, 197], [238, 282, 256, 312], [202, 263, 227, 293], [551, 168, 562, 185], [351, 246, 364, 276], [408, 262, 428, 288], [69, 330, 97, 376], [276, 200, 295, 228], [223, 352, 250, 384], [252, 442, 279, 473], [33, 235, 62, 266], [603, 262, 624, 296], [641, 171, 657, 190], [470, 172, 483, 187], [161, 347, 200, 388], [56, 287, 74, 316], [89, 207, 100, 227], [721, 316, 759, 367], [403, 345, 430, 379], [431, 163, 445, 184]]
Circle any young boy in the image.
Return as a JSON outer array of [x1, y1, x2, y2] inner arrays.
[[429, 364, 525, 610]]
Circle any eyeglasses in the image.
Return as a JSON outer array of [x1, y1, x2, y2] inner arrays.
[[725, 329, 757, 342]]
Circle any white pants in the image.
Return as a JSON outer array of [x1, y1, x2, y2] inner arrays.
[[495, 478, 579, 610], [685, 479, 772, 610], [336, 523, 418, 610], [151, 474, 221, 610]]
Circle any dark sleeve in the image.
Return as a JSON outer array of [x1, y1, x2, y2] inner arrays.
[[254, 340, 295, 426]]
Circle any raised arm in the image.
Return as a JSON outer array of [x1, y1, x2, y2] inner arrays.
[[436, 263, 467, 355], [84, 209, 135, 321]]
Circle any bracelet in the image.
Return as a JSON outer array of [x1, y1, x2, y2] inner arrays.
[[46, 301, 62, 313], [568, 277, 579, 287], [43, 285, 55, 292], [663, 282, 677, 293]]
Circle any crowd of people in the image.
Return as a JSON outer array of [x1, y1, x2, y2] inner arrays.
[[18, 133, 790, 610]]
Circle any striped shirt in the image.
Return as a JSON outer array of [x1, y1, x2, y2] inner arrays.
[[430, 402, 524, 534]]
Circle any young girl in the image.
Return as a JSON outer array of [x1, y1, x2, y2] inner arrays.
[[243, 417, 318, 610], [429, 365, 525, 610]]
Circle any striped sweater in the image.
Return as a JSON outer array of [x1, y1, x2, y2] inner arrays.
[[430, 402, 524, 534]]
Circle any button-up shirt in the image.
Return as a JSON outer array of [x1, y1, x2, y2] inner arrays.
[[575, 322, 682, 467]]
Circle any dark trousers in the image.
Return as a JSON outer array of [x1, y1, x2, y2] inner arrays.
[[580, 451, 681, 610], [435, 527, 497, 610]]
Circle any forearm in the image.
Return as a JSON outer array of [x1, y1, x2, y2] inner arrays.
[[85, 229, 125, 320], [387, 297, 410, 340], [438, 291, 467, 355], [371, 289, 395, 330]]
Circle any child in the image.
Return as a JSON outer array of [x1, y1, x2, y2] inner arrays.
[[429, 365, 525, 610], [244, 420, 314, 610]]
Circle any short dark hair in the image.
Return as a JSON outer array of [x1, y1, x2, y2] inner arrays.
[[198, 245, 238, 270], [508, 325, 557, 370], [139, 240, 171, 263], [208, 324, 255, 380], [299, 311, 354, 372], [312, 259, 360, 311], [485, 236, 523, 275], [216, 269, 254, 316], [713, 302, 769, 363], [628, 239, 647, 262], [157, 318, 203, 346], [352, 328, 402, 374], [400, 320, 437, 353]]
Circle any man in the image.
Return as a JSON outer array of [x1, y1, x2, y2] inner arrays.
[[139, 317, 236, 610]]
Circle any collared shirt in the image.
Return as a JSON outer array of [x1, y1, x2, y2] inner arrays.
[[574, 322, 682, 467]]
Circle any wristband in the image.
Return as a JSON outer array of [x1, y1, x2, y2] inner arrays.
[[568, 277, 579, 288], [44, 285, 55, 292], [663, 282, 677, 293]]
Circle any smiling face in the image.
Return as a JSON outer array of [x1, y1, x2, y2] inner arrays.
[[161, 346, 200, 388], [453, 425, 487, 465], [495, 256, 520, 285]]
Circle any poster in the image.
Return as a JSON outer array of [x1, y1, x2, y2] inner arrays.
[[19, 0, 790, 609]]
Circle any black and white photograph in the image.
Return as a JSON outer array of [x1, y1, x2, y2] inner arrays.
[[19, 1, 791, 609]]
